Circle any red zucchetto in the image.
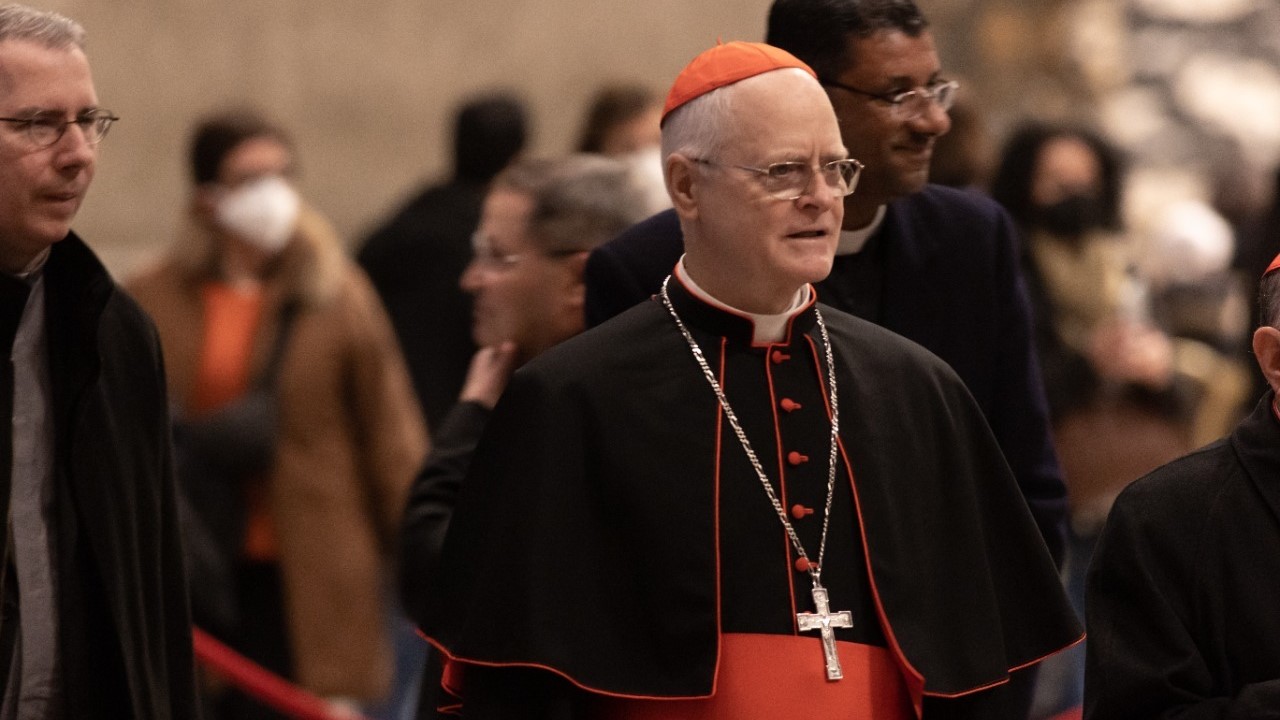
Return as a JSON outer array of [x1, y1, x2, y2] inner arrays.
[[661, 40, 816, 124]]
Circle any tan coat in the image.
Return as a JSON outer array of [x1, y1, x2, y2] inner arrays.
[[126, 207, 429, 700]]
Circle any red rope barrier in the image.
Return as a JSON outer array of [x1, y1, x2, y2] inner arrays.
[[192, 628, 372, 720]]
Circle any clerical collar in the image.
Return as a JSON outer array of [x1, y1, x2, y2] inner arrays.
[[10, 248, 51, 283], [674, 257, 812, 344], [836, 205, 886, 256]]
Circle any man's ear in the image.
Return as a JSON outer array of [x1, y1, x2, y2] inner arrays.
[[666, 153, 699, 221], [1252, 325, 1280, 394]]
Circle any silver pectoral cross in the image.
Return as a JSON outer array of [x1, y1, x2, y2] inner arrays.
[[796, 583, 853, 681]]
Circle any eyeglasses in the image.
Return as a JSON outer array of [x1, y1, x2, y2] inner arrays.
[[0, 108, 119, 148], [692, 157, 864, 201], [470, 231, 583, 270], [821, 79, 959, 120]]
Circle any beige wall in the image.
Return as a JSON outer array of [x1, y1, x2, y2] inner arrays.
[[27, 0, 772, 275]]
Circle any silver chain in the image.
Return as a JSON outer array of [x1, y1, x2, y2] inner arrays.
[[660, 277, 841, 586]]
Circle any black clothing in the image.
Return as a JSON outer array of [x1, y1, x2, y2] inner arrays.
[[401, 399, 490, 628], [425, 279, 1082, 717], [1085, 392, 1280, 719], [358, 180, 483, 430], [584, 186, 1068, 567], [0, 234, 199, 718]]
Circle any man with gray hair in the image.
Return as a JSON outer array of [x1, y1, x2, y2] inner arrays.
[[0, 4, 198, 717], [400, 154, 650, 716], [418, 42, 1079, 718]]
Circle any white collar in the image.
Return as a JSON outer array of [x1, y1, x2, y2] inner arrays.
[[674, 257, 810, 344]]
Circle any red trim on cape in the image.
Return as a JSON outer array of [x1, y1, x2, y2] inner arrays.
[[710, 337, 728, 697], [761, 337, 803, 626]]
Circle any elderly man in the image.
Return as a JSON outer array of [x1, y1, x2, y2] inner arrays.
[[1084, 254, 1280, 717], [584, 0, 1067, 571], [421, 42, 1080, 719], [0, 4, 197, 718]]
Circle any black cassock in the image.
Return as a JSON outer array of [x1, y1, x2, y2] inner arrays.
[[423, 278, 1081, 718], [1086, 393, 1280, 719]]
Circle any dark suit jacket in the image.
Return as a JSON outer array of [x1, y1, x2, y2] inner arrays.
[[584, 185, 1067, 566], [358, 179, 484, 431]]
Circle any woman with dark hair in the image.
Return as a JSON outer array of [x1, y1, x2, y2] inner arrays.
[[126, 109, 428, 719], [992, 121, 1195, 718]]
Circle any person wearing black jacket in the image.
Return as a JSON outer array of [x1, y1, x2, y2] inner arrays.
[[0, 5, 198, 716], [1085, 255, 1280, 718]]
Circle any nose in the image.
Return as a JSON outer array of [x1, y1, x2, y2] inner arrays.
[[907, 99, 951, 137], [795, 168, 839, 211], [52, 122, 96, 171], [460, 259, 485, 294]]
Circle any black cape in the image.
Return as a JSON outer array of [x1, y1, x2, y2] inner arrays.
[[424, 280, 1081, 711], [1086, 392, 1280, 718]]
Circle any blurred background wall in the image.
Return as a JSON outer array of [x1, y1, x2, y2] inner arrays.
[[23, 0, 1280, 274]]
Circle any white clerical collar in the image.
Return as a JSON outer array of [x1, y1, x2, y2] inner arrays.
[[13, 248, 51, 281], [836, 205, 887, 256], [674, 257, 811, 344]]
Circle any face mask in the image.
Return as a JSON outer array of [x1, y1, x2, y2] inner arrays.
[[215, 176, 301, 254], [1032, 193, 1105, 238]]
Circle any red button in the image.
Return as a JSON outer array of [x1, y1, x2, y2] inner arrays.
[[790, 504, 814, 519], [771, 350, 791, 364], [794, 557, 816, 573], [787, 451, 809, 466], [780, 398, 801, 412]]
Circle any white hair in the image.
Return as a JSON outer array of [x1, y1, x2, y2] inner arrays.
[[0, 4, 85, 50]]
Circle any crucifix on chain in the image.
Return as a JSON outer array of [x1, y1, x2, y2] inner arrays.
[[796, 584, 853, 681]]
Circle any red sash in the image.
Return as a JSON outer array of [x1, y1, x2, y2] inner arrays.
[[590, 633, 913, 719]]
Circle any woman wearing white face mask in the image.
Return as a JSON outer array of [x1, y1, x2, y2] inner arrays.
[[125, 110, 428, 720]]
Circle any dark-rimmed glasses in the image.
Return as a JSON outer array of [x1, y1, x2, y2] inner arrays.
[[0, 108, 119, 148], [821, 79, 959, 121], [692, 158, 864, 201]]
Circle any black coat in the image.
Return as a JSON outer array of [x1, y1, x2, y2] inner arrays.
[[583, 186, 1067, 567], [358, 180, 484, 431], [0, 235, 199, 718], [424, 280, 1082, 717], [1085, 392, 1280, 719]]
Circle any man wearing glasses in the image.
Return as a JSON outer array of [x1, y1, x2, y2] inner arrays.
[[586, 0, 1067, 575], [420, 41, 1080, 719], [0, 5, 197, 718]]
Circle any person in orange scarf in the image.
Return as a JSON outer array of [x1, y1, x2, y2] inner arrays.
[[126, 110, 427, 719]]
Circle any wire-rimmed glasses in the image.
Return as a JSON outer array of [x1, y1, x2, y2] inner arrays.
[[0, 108, 119, 148], [692, 158, 864, 201]]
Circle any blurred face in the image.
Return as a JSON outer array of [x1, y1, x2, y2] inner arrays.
[[599, 105, 662, 156], [825, 30, 951, 224], [0, 40, 98, 272], [216, 136, 293, 187], [460, 188, 586, 359], [1031, 136, 1101, 207], [675, 70, 846, 314]]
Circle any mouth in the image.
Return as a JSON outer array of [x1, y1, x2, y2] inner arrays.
[[786, 229, 830, 240]]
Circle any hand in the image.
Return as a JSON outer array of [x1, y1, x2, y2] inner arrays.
[[1088, 319, 1174, 390], [458, 341, 520, 409]]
